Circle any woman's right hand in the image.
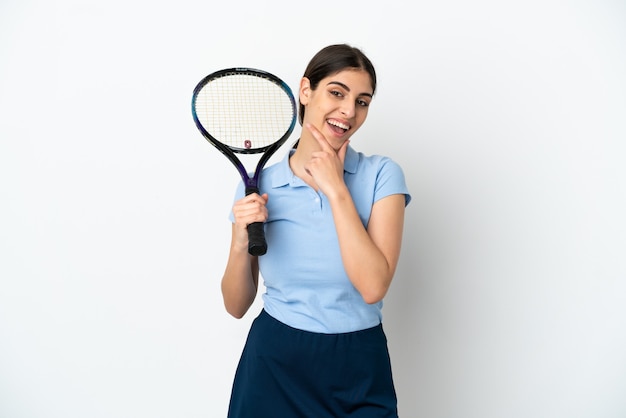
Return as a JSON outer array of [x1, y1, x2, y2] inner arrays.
[[231, 193, 269, 250]]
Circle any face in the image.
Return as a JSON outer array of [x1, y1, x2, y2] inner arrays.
[[299, 69, 374, 150]]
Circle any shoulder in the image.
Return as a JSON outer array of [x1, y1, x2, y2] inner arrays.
[[256, 150, 293, 192], [352, 150, 406, 177], [350, 150, 411, 206]]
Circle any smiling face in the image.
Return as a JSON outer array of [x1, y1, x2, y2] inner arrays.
[[299, 69, 374, 150]]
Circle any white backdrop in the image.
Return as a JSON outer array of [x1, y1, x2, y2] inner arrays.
[[1, 0, 625, 417]]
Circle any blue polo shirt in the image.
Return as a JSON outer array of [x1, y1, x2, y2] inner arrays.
[[230, 146, 411, 333]]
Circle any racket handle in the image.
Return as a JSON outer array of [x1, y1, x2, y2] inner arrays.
[[247, 222, 267, 256], [245, 187, 267, 256]]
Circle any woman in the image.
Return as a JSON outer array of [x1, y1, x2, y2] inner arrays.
[[222, 44, 411, 417]]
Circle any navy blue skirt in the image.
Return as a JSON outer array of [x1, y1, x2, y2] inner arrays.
[[227, 309, 398, 417]]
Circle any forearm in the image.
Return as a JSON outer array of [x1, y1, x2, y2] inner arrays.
[[327, 188, 400, 304], [221, 227, 259, 318]]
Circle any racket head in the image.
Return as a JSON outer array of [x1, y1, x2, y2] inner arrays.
[[191, 68, 297, 156]]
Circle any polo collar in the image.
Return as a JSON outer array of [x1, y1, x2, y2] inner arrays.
[[271, 145, 359, 188]]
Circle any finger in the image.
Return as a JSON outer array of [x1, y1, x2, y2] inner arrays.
[[233, 202, 268, 224], [241, 193, 267, 205], [234, 194, 268, 217], [305, 123, 333, 152]]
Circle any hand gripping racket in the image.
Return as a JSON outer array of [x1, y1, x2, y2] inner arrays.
[[192, 68, 296, 256]]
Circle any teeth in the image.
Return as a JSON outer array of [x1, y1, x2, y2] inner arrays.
[[328, 120, 349, 130]]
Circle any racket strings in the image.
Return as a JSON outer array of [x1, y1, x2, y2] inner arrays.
[[195, 74, 295, 150]]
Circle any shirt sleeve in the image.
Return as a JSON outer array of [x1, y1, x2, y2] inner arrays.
[[374, 158, 412, 206]]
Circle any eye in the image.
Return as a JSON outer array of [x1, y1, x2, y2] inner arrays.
[[330, 90, 344, 98], [357, 99, 370, 107]]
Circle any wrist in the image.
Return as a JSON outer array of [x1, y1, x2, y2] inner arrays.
[[325, 183, 350, 202]]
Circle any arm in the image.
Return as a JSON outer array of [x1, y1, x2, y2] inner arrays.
[[328, 190, 406, 304], [220, 193, 268, 318], [304, 124, 407, 303]]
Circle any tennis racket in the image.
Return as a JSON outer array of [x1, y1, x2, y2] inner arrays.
[[191, 68, 296, 256]]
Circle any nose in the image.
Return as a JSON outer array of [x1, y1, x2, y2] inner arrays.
[[340, 101, 355, 118]]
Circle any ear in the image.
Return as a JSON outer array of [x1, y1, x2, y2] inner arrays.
[[299, 77, 311, 105]]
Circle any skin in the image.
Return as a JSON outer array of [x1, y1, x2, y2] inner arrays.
[[221, 69, 406, 318]]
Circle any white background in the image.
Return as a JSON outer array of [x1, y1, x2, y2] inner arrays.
[[1, 0, 625, 417]]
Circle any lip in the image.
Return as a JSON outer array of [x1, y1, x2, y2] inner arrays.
[[326, 118, 351, 133]]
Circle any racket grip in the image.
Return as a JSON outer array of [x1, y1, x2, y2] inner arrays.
[[247, 222, 267, 256], [245, 187, 267, 256]]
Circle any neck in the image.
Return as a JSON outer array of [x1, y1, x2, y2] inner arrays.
[[288, 138, 319, 189]]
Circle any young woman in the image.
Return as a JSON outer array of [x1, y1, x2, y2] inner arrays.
[[221, 44, 411, 417]]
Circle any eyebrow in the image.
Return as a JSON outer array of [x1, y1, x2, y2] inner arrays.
[[326, 81, 373, 98]]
